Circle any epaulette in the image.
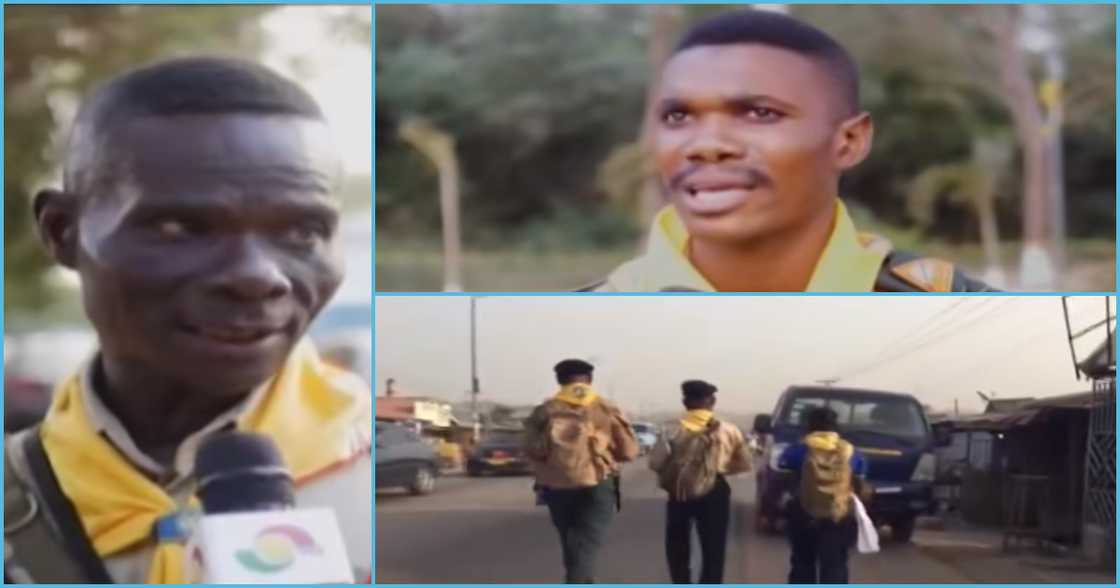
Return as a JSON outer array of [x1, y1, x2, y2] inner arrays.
[[875, 251, 998, 292]]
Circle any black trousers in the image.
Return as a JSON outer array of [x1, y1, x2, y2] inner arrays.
[[665, 475, 731, 584], [786, 505, 856, 584], [544, 478, 617, 584]]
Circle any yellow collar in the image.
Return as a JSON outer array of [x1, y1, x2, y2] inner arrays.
[[680, 409, 714, 433], [603, 200, 890, 292], [553, 383, 600, 407], [38, 339, 372, 583]]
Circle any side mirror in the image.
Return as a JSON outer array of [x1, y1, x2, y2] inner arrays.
[[753, 414, 773, 435], [932, 423, 953, 448]]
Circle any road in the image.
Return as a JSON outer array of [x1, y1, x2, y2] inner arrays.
[[376, 462, 974, 584]]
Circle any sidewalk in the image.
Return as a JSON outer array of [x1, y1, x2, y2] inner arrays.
[[913, 516, 1116, 584]]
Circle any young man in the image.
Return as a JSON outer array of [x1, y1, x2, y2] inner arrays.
[[649, 380, 752, 584], [523, 359, 640, 583], [778, 407, 869, 584], [587, 9, 993, 293], [4, 57, 371, 583]]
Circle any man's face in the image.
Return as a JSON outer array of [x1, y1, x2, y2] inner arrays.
[[66, 113, 344, 397], [652, 44, 867, 245]]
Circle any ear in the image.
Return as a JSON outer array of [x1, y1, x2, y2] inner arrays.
[[33, 188, 80, 269], [833, 111, 874, 171]]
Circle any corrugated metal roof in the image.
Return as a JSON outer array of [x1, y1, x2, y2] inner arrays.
[[950, 390, 1103, 431], [1079, 336, 1117, 379]]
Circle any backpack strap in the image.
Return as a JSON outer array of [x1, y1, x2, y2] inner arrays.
[[4, 426, 112, 583]]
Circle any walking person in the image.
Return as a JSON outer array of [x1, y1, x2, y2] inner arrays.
[[649, 380, 753, 583], [778, 407, 869, 584], [523, 359, 640, 583]]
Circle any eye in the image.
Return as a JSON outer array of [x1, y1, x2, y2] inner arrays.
[[281, 223, 329, 247], [744, 107, 784, 122], [660, 109, 691, 126], [154, 218, 192, 239]]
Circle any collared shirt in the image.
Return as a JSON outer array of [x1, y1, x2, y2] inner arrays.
[[648, 418, 753, 477], [594, 199, 891, 292], [75, 356, 372, 584]]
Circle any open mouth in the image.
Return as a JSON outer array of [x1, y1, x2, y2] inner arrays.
[[183, 323, 284, 346], [681, 180, 758, 215]]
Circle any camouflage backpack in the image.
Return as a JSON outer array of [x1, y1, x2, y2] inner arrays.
[[657, 419, 721, 501], [799, 438, 854, 522]]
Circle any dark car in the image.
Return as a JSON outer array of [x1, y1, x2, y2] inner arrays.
[[376, 421, 440, 495], [753, 386, 952, 543], [466, 432, 532, 477]]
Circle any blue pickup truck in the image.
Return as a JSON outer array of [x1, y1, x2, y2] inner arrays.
[[753, 385, 952, 543]]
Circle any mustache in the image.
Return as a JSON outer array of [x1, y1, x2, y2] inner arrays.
[[668, 165, 773, 192]]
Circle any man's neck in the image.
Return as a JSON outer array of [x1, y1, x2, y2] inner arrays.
[[688, 203, 837, 292], [94, 357, 254, 463]]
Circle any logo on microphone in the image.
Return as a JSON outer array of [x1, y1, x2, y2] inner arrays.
[[235, 524, 322, 573]]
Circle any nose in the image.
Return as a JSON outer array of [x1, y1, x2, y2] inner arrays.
[[209, 236, 292, 301], [683, 116, 745, 164]]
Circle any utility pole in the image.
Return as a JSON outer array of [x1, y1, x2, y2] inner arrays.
[[470, 297, 480, 423]]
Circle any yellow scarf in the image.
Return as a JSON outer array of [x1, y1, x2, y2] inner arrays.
[[680, 409, 714, 432], [600, 200, 890, 292], [553, 383, 600, 407], [804, 431, 854, 459], [39, 339, 371, 583]]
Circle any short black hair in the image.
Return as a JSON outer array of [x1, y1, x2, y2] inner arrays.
[[554, 359, 594, 385], [64, 56, 325, 194], [805, 406, 839, 432], [674, 9, 860, 116], [681, 380, 717, 399]]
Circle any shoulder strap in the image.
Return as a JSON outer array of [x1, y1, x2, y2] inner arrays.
[[4, 426, 112, 583]]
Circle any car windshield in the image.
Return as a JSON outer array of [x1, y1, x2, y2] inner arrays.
[[632, 424, 654, 434], [480, 432, 521, 447], [778, 393, 929, 444]]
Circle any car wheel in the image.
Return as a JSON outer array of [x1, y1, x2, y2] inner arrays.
[[892, 516, 916, 543], [409, 465, 436, 495]]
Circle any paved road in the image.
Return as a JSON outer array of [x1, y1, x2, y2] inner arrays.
[[376, 462, 974, 583]]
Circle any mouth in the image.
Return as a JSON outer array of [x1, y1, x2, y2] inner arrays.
[[680, 177, 761, 216], [178, 322, 289, 355]]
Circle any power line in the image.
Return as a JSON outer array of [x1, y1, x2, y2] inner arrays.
[[835, 298, 973, 383], [839, 297, 1019, 382]]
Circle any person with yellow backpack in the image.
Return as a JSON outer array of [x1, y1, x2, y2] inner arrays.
[[523, 359, 640, 583], [777, 407, 869, 584], [649, 380, 752, 584]]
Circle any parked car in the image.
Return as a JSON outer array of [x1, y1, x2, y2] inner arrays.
[[376, 421, 440, 495], [466, 432, 532, 476], [753, 385, 952, 543], [632, 422, 660, 456]]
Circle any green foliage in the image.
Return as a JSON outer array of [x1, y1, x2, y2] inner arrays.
[[377, 5, 649, 239]]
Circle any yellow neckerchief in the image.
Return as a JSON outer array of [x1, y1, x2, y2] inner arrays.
[[39, 339, 372, 584], [804, 431, 854, 460], [553, 383, 600, 407], [602, 199, 890, 292], [679, 409, 714, 433]]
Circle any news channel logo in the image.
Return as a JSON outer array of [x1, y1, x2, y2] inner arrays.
[[235, 524, 323, 573]]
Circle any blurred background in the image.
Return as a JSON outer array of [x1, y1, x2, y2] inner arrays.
[[4, 5, 373, 431], [376, 4, 1116, 292]]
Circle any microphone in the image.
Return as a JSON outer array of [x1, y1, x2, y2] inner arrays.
[[184, 432, 355, 584]]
